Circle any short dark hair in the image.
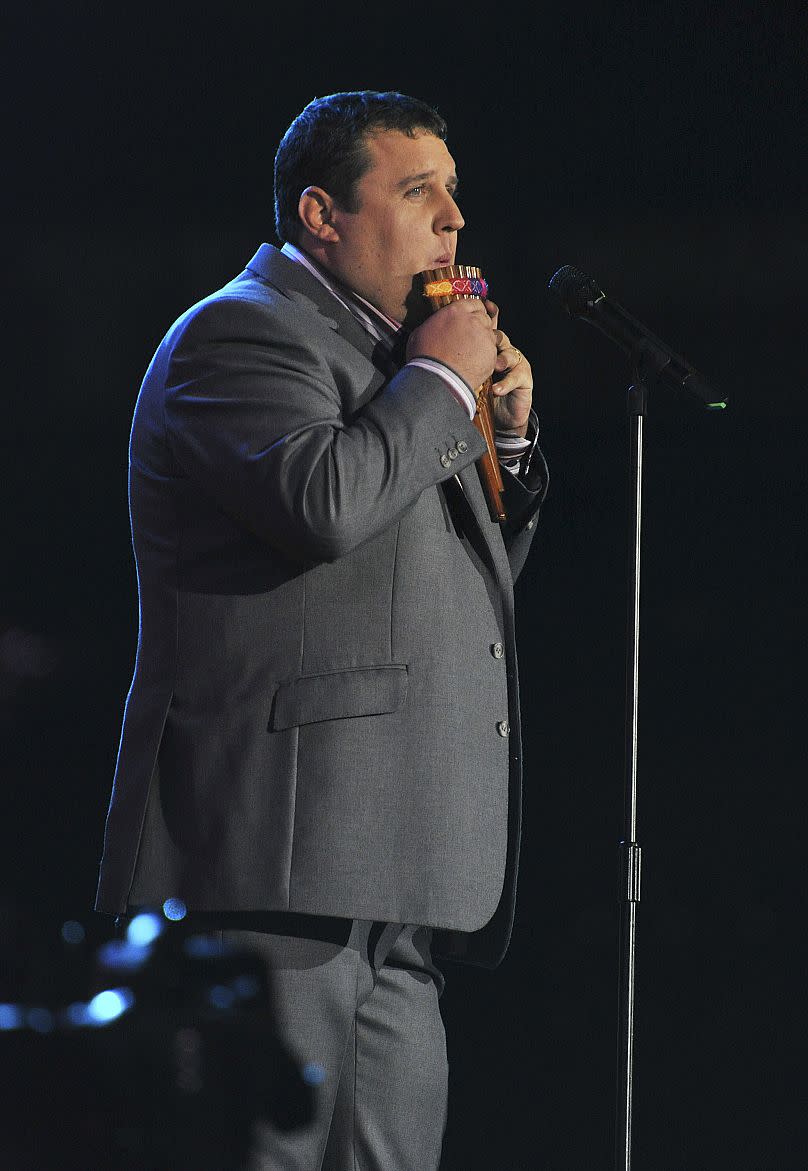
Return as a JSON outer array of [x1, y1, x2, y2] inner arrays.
[[274, 90, 448, 245]]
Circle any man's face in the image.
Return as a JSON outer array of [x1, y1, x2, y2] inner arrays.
[[323, 129, 464, 323]]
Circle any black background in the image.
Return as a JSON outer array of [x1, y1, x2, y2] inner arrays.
[[3, 2, 807, 1166]]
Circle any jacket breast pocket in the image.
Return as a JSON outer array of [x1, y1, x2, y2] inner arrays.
[[268, 664, 409, 731]]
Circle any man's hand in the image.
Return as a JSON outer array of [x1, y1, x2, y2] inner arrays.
[[485, 300, 533, 437], [406, 299, 498, 392]]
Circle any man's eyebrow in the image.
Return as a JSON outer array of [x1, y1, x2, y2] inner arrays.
[[396, 170, 459, 190]]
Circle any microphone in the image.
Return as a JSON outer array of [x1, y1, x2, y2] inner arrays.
[[547, 265, 727, 410]]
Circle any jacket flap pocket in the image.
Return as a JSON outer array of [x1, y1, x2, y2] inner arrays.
[[269, 665, 408, 731]]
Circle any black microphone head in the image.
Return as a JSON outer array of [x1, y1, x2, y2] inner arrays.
[[547, 265, 604, 317]]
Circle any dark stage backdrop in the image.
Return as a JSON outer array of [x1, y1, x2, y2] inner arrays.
[[3, 3, 807, 1167]]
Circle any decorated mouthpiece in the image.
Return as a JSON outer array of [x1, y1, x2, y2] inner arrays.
[[421, 265, 488, 304]]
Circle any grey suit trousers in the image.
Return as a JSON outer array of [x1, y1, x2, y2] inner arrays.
[[218, 916, 448, 1171]]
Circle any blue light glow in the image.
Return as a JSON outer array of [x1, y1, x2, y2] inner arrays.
[[184, 934, 220, 959], [126, 911, 164, 947], [162, 897, 187, 921], [208, 984, 236, 1009], [302, 1062, 326, 1086], [61, 920, 85, 945], [232, 974, 260, 1001], [27, 1007, 55, 1034], [0, 1004, 23, 1031], [87, 987, 135, 1025], [64, 1002, 92, 1027], [96, 939, 151, 971]]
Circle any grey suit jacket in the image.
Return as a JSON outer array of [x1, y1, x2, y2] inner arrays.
[[95, 244, 547, 966]]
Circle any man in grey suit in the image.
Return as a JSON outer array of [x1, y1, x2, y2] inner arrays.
[[96, 90, 547, 1168]]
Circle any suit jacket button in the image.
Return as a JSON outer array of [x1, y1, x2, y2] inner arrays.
[[448, 447, 458, 460], [440, 454, 451, 467], [491, 641, 505, 659], [497, 719, 510, 737], [457, 440, 468, 453]]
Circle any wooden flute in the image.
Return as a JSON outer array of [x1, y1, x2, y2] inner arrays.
[[420, 265, 507, 523]]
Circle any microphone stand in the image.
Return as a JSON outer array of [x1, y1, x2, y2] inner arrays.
[[615, 370, 646, 1171], [614, 341, 723, 1168], [546, 263, 727, 1169]]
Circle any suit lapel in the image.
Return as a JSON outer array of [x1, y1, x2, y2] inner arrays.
[[244, 243, 382, 366]]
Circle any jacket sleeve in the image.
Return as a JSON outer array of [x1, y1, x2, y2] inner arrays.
[[500, 441, 549, 582], [162, 295, 488, 563]]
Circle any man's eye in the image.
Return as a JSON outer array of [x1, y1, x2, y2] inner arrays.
[[407, 185, 426, 197]]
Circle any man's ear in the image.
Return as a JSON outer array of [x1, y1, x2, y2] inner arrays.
[[298, 186, 340, 242]]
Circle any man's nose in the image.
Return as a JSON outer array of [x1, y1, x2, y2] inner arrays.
[[438, 192, 464, 233]]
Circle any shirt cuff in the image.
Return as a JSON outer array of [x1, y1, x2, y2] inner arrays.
[[405, 358, 476, 420], [496, 409, 540, 476]]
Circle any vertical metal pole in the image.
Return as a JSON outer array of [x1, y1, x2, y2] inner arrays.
[[615, 381, 645, 1171]]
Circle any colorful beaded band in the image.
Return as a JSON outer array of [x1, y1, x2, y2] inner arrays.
[[423, 276, 489, 300]]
